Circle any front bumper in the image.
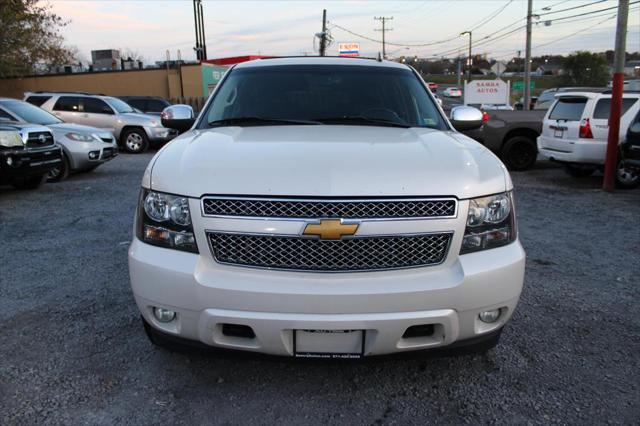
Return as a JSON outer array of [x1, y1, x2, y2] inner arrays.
[[0, 145, 62, 182], [61, 139, 118, 170], [129, 238, 525, 356], [145, 126, 178, 143], [537, 135, 606, 165]]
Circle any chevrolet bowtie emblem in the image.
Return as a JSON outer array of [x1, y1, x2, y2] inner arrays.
[[303, 219, 359, 240]]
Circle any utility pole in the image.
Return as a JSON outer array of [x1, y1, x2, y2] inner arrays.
[[523, 0, 533, 110], [192, 0, 207, 60], [603, 0, 629, 192], [461, 31, 472, 81], [374, 17, 393, 59], [199, 0, 207, 60], [319, 9, 328, 56], [456, 52, 462, 89], [192, 0, 200, 60]]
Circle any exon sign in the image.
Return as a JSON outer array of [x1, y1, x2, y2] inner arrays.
[[339, 43, 360, 57], [464, 79, 509, 105]]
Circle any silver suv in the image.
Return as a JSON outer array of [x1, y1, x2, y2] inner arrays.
[[25, 92, 178, 153]]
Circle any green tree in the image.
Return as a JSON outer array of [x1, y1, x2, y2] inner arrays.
[[0, 0, 75, 77], [561, 51, 610, 86]]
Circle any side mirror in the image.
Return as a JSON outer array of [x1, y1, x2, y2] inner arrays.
[[161, 104, 195, 133], [449, 106, 483, 131]]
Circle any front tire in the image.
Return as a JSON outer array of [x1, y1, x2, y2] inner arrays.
[[12, 174, 46, 190], [501, 136, 538, 171], [121, 128, 149, 154], [46, 153, 70, 182], [564, 164, 597, 177]]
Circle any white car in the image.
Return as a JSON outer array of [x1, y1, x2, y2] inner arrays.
[[129, 57, 525, 358], [537, 90, 640, 188], [443, 87, 462, 98]]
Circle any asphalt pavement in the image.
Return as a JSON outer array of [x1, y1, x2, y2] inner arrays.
[[1, 152, 639, 425]]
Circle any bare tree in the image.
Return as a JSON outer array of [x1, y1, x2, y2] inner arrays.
[[0, 0, 75, 77]]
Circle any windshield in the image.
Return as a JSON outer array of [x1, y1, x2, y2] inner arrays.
[[105, 97, 135, 113], [1, 100, 62, 125], [202, 65, 446, 129]]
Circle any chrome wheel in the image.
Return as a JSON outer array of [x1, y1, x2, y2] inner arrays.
[[616, 162, 639, 186], [126, 132, 144, 152], [47, 166, 61, 179]]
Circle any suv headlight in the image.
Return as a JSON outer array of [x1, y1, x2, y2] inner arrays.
[[0, 131, 24, 148], [136, 189, 198, 253], [460, 191, 517, 254], [65, 132, 99, 142]]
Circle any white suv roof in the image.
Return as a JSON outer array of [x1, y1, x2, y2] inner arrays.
[[233, 57, 410, 70]]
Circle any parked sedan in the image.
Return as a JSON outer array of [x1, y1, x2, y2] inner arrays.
[[0, 98, 118, 181], [443, 87, 462, 98]]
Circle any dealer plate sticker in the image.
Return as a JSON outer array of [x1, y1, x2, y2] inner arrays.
[[293, 329, 365, 359]]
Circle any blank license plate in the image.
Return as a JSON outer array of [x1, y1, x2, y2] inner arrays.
[[293, 329, 365, 359]]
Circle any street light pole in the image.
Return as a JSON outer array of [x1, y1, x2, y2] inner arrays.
[[461, 31, 472, 81]]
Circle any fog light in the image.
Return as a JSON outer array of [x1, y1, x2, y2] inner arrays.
[[88, 150, 100, 160], [6, 156, 13, 166], [153, 307, 176, 323], [479, 309, 501, 323]]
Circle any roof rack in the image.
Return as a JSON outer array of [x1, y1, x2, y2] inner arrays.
[[257, 55, 380, 61], [31, 91, 106, 96]]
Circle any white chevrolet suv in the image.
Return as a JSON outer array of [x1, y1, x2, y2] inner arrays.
[[537, 90, 640, 188], [129, 58, 525, 358]]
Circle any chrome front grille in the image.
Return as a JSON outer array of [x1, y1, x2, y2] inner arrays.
[[208, 232, 452, 272], [201, 197, 457, 219]]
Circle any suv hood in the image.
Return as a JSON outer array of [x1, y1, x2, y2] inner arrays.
[[149, 126, 509, 199]]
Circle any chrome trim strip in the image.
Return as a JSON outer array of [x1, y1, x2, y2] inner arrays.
[[200, 196, 459, 221], [205, 229, 454, 274]]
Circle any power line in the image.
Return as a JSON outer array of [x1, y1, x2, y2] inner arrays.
[[541, 1, 639, 23], [468, 0, 515, 32], [538, 0, 608, 16]]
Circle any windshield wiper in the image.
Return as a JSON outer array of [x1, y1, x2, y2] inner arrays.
[[312, 116, 410, 128], [208, 117, 321, 127]]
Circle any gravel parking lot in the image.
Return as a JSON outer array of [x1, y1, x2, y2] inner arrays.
[[1, 152, 638, 425]]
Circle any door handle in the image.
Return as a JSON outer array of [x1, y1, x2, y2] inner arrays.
[[82, 113, 89, 118]]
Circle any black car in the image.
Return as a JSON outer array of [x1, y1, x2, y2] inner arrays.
[[622, 110, 640, 177], [0, 121, 62, 189], [118, 96, 171, 116]]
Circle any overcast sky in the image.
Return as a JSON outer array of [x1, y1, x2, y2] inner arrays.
[[51, 0, 640, 63]]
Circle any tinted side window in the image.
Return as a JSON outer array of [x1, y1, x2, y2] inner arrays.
[[127, 99, 146, 110], [0, 107, 16, 120], [549, 97, 587, 121], [25, 96, 51, 107], [592, 98, 638, 119], [146, 99, 169, 112], [82, 97, 112, 114], [53, 96, 81, 112]]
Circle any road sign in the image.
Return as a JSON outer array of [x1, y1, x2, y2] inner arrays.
[[512, 81, 535, 91], [464, 80, 509, 105], [339, 43, 360, 57]]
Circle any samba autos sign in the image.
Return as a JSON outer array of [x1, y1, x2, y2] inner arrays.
[[464, 79, 510, 105], [339, 43, 360, 57]]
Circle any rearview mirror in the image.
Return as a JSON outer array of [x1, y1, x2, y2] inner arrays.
[[161, 105, 195, 133], [449, 106, 483, 131]]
